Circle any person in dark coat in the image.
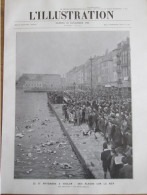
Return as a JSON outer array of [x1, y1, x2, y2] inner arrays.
[[112, 125, 122, 148], [101, 142, 112, 178], [88, 111, 93, 131], [119, 157, 133, 178], [82, 107, 86, 123], [109, 146, 124, 178]]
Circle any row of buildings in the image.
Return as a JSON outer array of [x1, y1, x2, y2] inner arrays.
[[17, 37, 131, 93], [66, 37, 131, 90]]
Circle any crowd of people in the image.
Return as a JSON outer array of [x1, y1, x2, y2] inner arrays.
[[48, 87, 132, 179], [47, 91, 63, 104]]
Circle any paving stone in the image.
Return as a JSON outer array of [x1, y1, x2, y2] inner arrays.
[[53, 104, 105, 179]]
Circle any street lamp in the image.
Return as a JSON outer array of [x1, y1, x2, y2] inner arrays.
[[73, 82, 76, 97], [116, 52, 122, 122], [89, 56, 94, 100]]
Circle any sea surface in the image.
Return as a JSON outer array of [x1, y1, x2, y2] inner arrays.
[[15, 89, 87, 179]]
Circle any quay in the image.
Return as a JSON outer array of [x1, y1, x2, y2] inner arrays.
[[48, 101, 106, 179]]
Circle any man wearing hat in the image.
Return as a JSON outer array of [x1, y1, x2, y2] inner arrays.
[[101, 142, 111, 179], [119, 156, 133, 178]]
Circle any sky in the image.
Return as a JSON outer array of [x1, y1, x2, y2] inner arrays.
[[16, 31, 129, 79]]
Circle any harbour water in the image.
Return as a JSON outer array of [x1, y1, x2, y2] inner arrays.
[[15, 89, 87, 179]]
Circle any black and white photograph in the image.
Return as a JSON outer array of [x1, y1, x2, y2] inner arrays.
[[15, 31, 132, 179]]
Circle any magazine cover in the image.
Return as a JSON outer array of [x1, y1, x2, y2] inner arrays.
[[1, 0, 147, 194]]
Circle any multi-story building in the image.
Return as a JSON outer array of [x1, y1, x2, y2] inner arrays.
[[66, 37, 131, 90], [118, 37, 131, 88], [23, 80, 43, 88], [66, 64, 85, 88], [17, 74, 62, 90], [41, 74, 61, 89], [66, 67, 77, 86], [99, 49, 118, 87]]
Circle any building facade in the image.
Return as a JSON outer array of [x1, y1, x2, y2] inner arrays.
[[66, 37, 131, 90], [17, 74, 62, 90]]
